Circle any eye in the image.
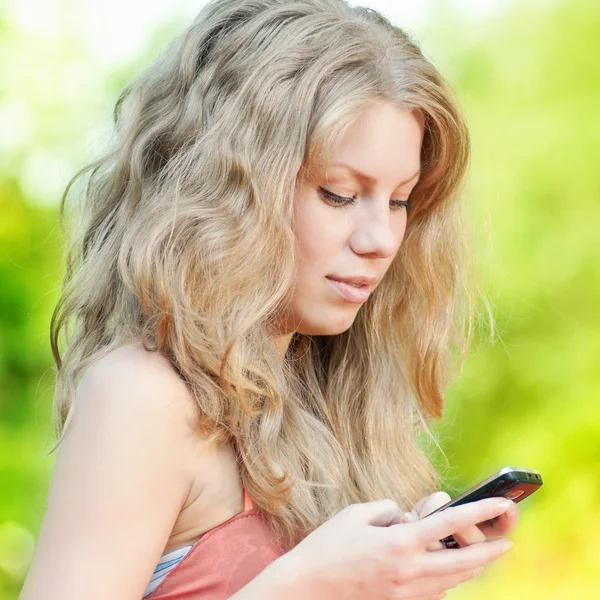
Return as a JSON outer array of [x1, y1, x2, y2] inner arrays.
[[391, 199, 412, 211], [318, 187, 412, 211], [319, 187, 355, 208]]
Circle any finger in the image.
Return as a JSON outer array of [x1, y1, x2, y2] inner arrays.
[[477, 500, 520, 539], [388, 515, 474, 551], [410, 593, 447, 600], [425, 539, 446, 552], [414, 492, 452, 520], [416, 496, 454, 550], [399, 565, 485, 598], [383, 516, 453, 551], [396, 497, 512, 548], [450, 523, 487, 547], [388, 511, 417, 526], [411, 537, 512, 579], [387, 510, 450, 544], [345, 498, 406, 528]]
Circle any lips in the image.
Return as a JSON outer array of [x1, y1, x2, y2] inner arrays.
[[326, 276, 372, 303], [326, 275, 377, 289]]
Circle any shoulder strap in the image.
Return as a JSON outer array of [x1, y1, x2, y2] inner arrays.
[[243, 487, 254, 511]]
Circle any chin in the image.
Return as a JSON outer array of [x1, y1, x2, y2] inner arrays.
[[297, 313, 357, 337]]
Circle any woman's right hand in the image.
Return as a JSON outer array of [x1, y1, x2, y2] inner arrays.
[[269, 496, 514, 600]]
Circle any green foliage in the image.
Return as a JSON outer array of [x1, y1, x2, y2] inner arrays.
[[426, 0, 600, 595], [0, 186, 61, 598], [1, 0, 597, 598]]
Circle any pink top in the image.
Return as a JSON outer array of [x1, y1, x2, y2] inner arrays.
[[145, 489, 287, 599]]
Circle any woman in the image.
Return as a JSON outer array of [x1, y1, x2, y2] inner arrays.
[[20, 0, 519, 599]]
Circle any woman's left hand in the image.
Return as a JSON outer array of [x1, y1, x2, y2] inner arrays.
[[396, 491, 520, 551]]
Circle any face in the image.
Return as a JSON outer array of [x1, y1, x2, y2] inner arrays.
[[274, 101, 424, 355]]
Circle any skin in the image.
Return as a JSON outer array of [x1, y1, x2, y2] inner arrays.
[[273, 100, 424, 357], [274, 99, 520, 549], [399, 490, 519, 553]]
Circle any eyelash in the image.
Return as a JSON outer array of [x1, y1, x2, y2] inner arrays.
[[318, 187, 412, 212]]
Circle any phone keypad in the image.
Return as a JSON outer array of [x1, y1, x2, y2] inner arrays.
[[440, 534, 460, 549]]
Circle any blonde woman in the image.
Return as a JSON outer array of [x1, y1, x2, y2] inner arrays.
[[20, 1, 519, 599]]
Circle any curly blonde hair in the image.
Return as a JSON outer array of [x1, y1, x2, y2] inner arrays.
[[50, 0, 487, 552]]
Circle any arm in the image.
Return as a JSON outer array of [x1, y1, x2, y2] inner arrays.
[[19, 345, 200, 600], [227, 552, 306, 600]]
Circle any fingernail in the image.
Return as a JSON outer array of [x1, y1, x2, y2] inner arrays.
[[502, 541, 513, 553], [472, 566, 485, 577], [499, 500, 511, 510]]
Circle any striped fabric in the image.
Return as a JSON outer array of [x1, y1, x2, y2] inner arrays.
[[143, 543, 195, 597], [143, 489, 257, 598]]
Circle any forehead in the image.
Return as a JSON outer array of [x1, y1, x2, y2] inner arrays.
[[325, 162, 421, 190], [310, 104, 424, 189]]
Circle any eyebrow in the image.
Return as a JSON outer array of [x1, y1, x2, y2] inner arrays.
[[328, 162, 421, 190]]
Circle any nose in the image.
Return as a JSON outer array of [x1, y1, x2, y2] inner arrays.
[[348, 202, 404, 259]]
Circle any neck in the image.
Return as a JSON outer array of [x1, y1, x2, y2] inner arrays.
[[273, 332, 294, 361]]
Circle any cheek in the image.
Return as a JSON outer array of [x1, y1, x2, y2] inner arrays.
[[293, 198, 347, 279], [296, 226, 338, 276]]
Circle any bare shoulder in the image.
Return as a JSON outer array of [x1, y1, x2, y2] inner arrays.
[[19, 343, 211, 599], [71, 342, 215, 485], [80, 342, 193, 404], [76, 343, 200, 439]]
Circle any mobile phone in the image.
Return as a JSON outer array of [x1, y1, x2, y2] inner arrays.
[[426, 466, 543, 549]]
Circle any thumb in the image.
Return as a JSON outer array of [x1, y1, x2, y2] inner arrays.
[[416, 491, 452, 519], [351, 498, 405, 527], [388, 510, 417, 526]]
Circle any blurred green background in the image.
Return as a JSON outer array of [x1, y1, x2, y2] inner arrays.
[[1, 0, 598, 598]]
